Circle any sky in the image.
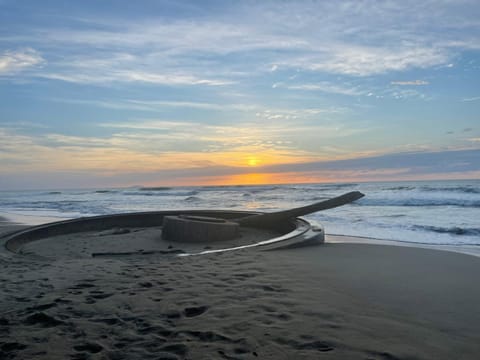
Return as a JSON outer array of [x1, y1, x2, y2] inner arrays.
[[1, 0, 479, 190]]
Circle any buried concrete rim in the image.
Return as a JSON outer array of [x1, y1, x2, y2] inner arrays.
[[1, 210, 324, 258]]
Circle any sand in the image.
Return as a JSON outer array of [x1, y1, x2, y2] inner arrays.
[[1, 218, 480, 359]]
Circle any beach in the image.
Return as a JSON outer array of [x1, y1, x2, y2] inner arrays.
[[1, 218, 479, 360]]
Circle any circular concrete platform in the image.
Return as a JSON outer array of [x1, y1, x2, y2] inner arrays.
[[1, 210, 324, 260]]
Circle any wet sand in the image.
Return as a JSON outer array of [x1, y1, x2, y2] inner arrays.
[[1, 219, 479, 359]]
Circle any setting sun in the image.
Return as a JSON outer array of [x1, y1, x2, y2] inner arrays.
[[247, 157, 259, 167]]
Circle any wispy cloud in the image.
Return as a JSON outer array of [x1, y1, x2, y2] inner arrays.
[[262, 149, 480, 179], [286, 46, 449, 76], [277, 79, 431, 100], [1, 110, 368, 176], [49, 97, 344, 118], [47, 98, 158, 112], [40, 70, 230, 86], [254, 107, 345, 121], [3, 122, 478, 188], [0, 120, 310, 174], [99, 120, 196, 131], [391, 80, 429, 86], [385, 88, 429, 100], [126, 100, 254, 112], [99, 116, 367, 163], [49, 97, 260, 113], [0, 48, 44, 75], [276, 81, 366, 96], [3, 1, 478, 85], [462, 96, 480, 102]]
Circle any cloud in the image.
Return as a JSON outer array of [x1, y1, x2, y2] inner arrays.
[[99, 120, 198, 131], [1, 111, 368, 178], [282, 80, 430, 100], [385, 88, 428, 100], [462, 96, 480, 102], [254, 107, 345, 121], [47, 98, 159, 112], [118, 72, 231, 86], [49, 97, 344, 118], [258, 148, 480, 182], [0, 127, 214, 173], [297, 46, 448, 76], [278, 79, 433, 99], [125, 100, 254, 112], [0, 48, 44, 75], [4, 1, 478, 86], [391, 80, 429, 86], [280, 82, 366, 96], [47, 96, 264, 114], [40, 70, 230, 86], [2, 131, 478, 189], [0, 120, 313, 175]]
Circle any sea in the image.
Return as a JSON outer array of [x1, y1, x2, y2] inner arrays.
[[1, 180, 479, 252]]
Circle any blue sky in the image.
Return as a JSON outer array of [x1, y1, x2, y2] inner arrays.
[[1, 0, 479, 189]]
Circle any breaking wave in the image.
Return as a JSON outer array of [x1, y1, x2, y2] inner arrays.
[[358, 198, 480, 208], [412, 225, 480, 236]]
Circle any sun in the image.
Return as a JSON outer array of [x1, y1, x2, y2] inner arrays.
[[247, 157, 259, 167]]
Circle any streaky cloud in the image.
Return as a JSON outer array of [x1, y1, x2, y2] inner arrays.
[[263, 149, 480, 175], [391, 80, 429, 86], [0, 48, 44, 75], [39, 70, 230, 86], [3, 0, 478, 85], [462, 96, 480, 102]]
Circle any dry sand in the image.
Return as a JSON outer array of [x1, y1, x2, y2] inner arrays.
[[1, 218, 480, 360]]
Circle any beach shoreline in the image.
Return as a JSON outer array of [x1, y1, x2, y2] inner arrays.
[[0, 211, 66, 227], [326, 234, 480, 258], [1, 217, 480, 359]]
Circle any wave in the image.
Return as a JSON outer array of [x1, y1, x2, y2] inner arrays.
[[326, 183, 358, 189], [201, 184, 250, 190], [380, 184, 480, 194], [95, 190, 118, 194], [412, 225, 480, 236], [420, 185, 480, 194], [123, 190, 198, 197], [358, 198, 480, 208], [139, 187, 172, 191], [0, 200, 109, 216], [384, 186, 416, 191], [299, 183, 358, 192]]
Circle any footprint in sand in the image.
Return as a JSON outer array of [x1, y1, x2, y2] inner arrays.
[[24, 312, 64, 327], [274, 337, 334, 352], [73, 342, 103, 353], [159, 343, 188, 357], [183, 305, 209, 318], [1, 342, 27, 353]]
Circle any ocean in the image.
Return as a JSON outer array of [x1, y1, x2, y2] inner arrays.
[[1, 180, 479, 248]]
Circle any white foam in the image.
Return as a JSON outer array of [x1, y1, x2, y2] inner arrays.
[[0, 211, 67, 225]]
